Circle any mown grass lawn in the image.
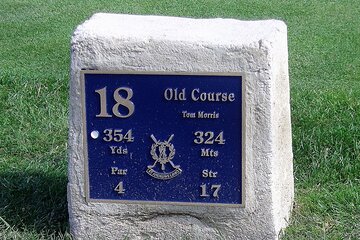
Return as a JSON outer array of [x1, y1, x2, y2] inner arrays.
[[1, 1, 359, 239]]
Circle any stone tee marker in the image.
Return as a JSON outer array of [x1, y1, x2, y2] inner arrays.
[[68, 13, 293, 239]]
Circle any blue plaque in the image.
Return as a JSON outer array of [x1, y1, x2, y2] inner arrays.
[[81, 71, 244, 206]]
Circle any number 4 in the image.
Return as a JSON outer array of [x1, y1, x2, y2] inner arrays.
[[114, 181, 125, 194]]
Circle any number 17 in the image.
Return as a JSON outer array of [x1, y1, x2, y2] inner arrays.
[[200, 184, 221, 197]]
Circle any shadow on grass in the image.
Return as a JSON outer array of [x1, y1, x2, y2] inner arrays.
[[0, 167, 68, 235]]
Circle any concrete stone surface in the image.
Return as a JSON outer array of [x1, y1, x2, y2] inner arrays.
[[69, 13, 293, 240]]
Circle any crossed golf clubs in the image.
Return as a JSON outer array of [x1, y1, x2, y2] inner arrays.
[[148, 134, 180, 171]]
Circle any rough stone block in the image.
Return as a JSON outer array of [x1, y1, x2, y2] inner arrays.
[[68, 13, 293, 240]]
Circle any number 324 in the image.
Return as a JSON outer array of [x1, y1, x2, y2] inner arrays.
[[194, 131, 225, 145]]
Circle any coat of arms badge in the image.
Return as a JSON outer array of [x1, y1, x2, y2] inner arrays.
[[146, 134, 182, 180]]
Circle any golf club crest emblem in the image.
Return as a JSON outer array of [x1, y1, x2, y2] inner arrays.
[[146, 134, 182, 180]]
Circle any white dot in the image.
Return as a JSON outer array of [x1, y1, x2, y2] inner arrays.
[[91, 130, 99, 139]]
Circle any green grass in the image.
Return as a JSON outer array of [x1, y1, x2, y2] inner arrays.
[[1, 0, 359, 239]]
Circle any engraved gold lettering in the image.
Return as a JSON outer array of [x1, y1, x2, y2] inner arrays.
[[200, 184, 221, 197], [164, 88, 173, 100], [194, 131, 204, 144], [182, 110, 196, 118], [200, 184, 209, 197], [114, 181, 125, 194], [112, 87, 135, 118], [201, 148, 219, 157], [200, 92, 207, 101], [214, 131, 225, 144], [103, 129, 134, 143], [191, 88, 199, 101], [228, 93, 235, 101], [103, 129, 113, 142], [111, 167, 128, 175], [194, 131, 225, 145], [113, 129, 123, 142], [211, 184, 221, 197], [95, 87, 112, 117], [123, 129, 134, 142], [95, 87, 135, 118], [191, 89, 235, 102], [202, 169, 218, 178], [197, 111, 219, 119], [164, 88, 186, 101], [204, 131, 215, 144], [109, 146, 128, 155]]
